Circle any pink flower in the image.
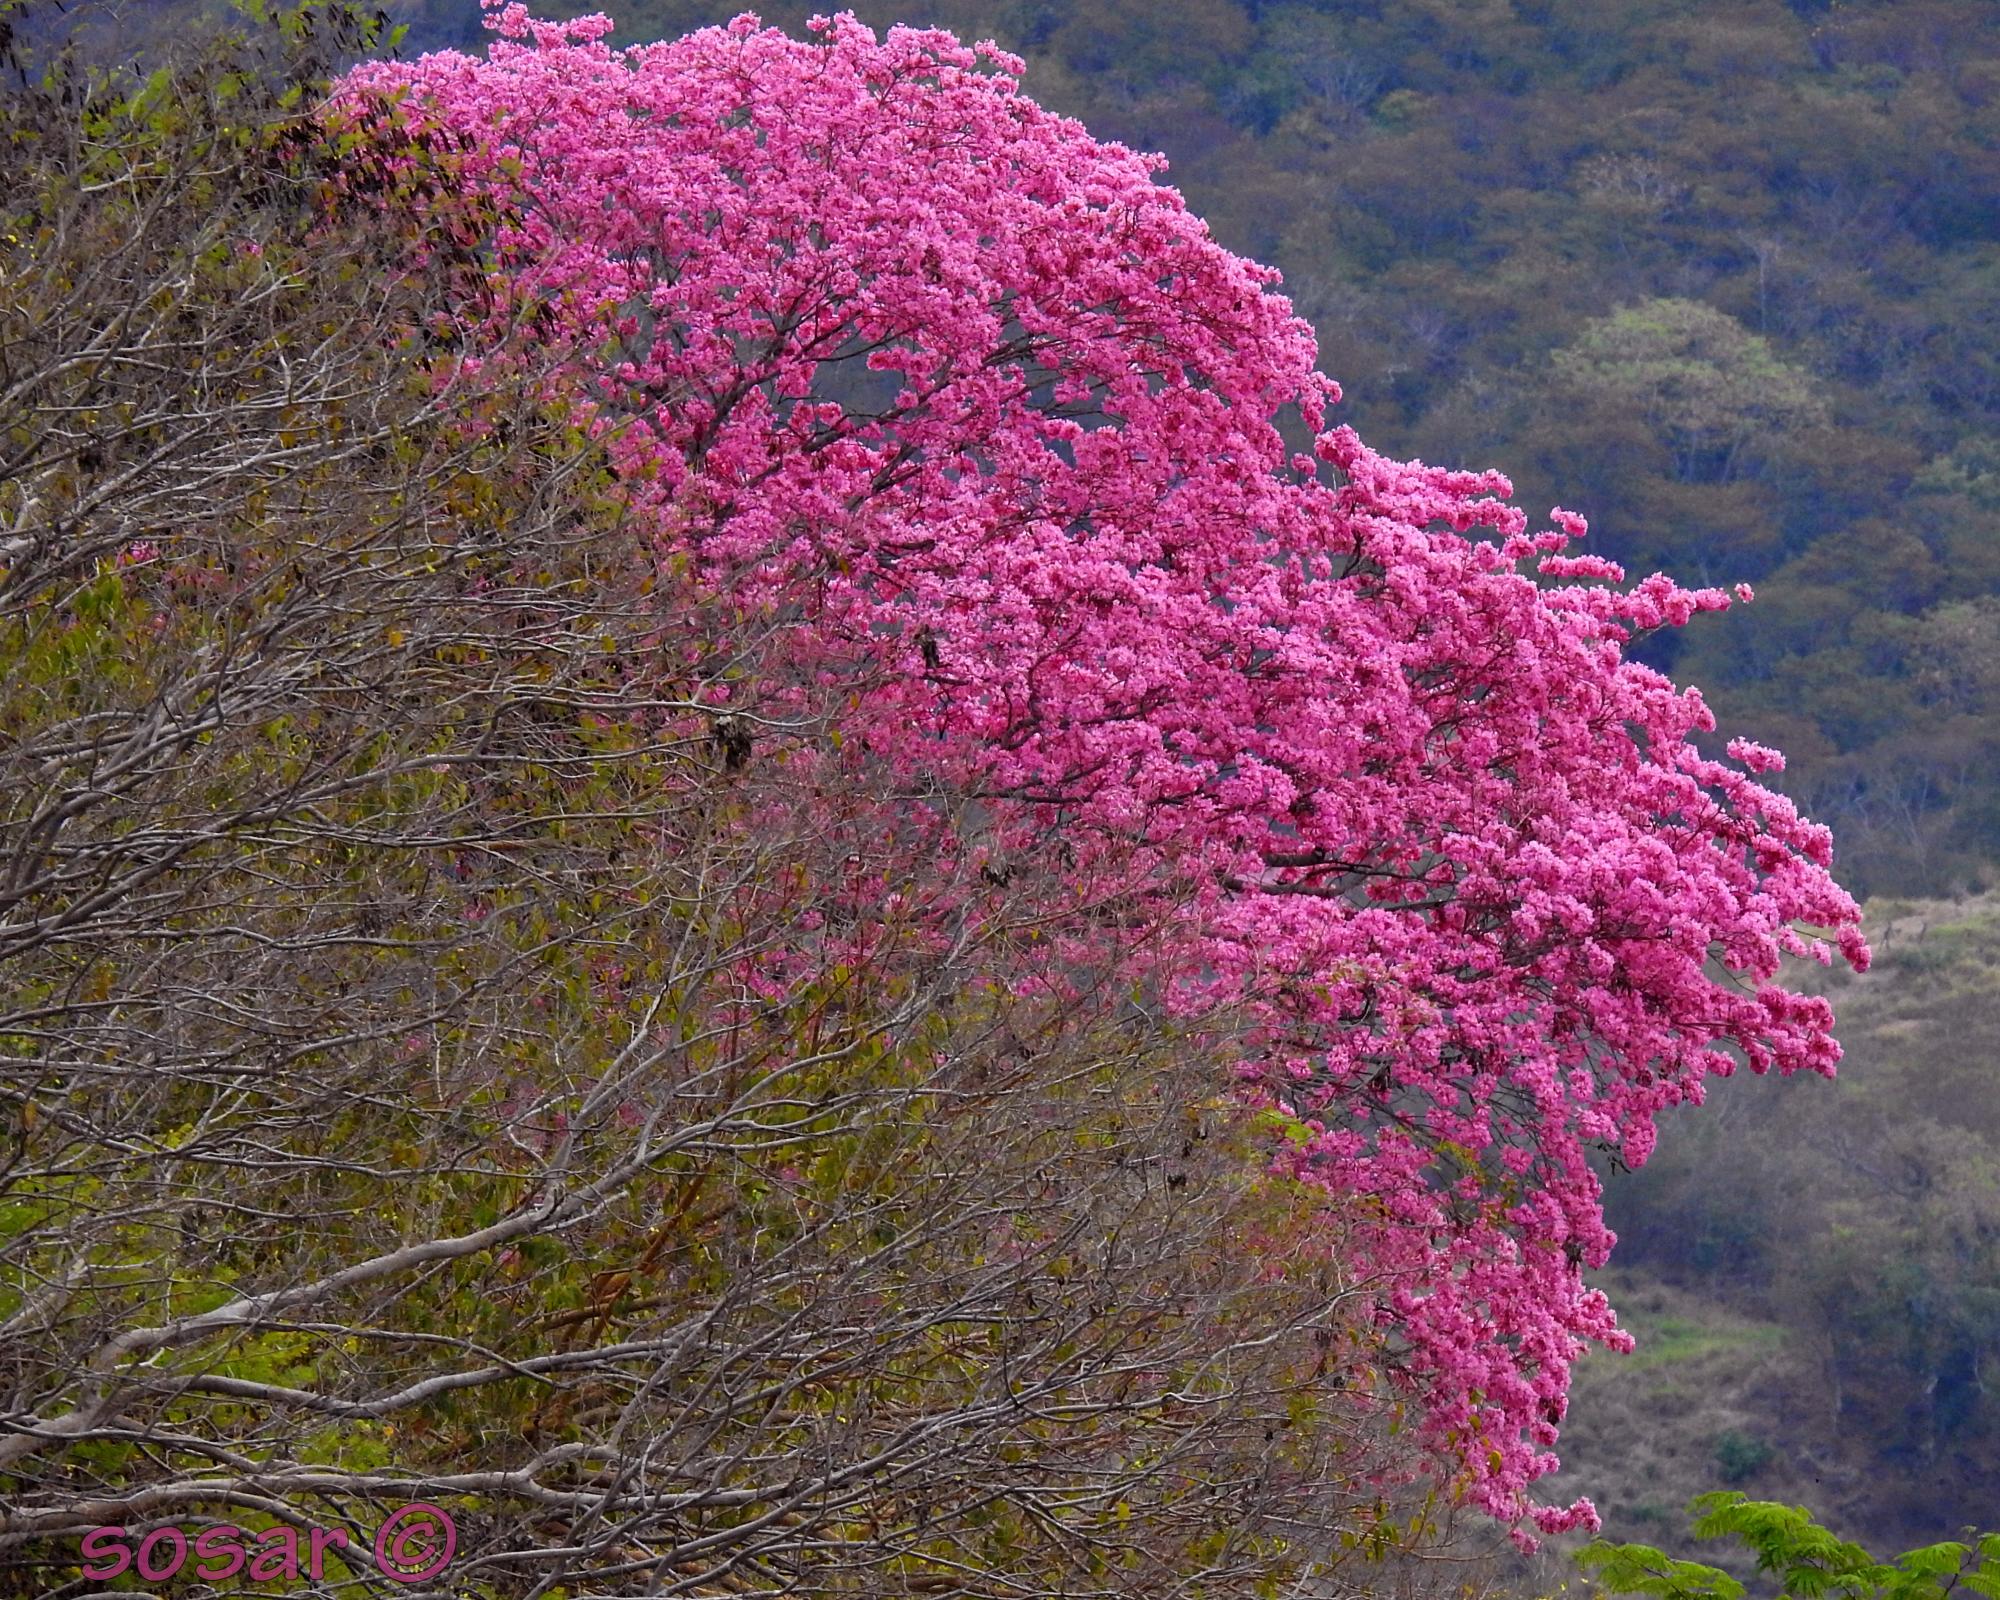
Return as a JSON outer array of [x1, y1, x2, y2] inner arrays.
[[337, 15, 1865, 1538]]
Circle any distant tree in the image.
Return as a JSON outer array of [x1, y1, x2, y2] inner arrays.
[[1551, 300, 1829, 487], [1913, 596, 2000, 714]]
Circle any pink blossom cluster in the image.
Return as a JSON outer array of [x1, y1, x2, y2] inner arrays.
[[343, 7, 1866, 1539]]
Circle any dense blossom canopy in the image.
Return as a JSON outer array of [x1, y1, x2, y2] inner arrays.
[[346, 4, 1867, 1537]]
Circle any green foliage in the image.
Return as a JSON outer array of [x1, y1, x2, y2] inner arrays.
[[1579, 1536, 1747, 1600], [1581, 1494, 2000, 1600], [11, 0, 2000, 1578], [1712, 1429, 1777, 1485]]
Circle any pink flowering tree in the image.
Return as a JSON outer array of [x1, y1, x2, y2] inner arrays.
[[346, 5, 1867, 1541]]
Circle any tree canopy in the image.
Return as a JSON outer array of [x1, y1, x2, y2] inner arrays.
[[340, 3, 1865, 1539], [514, 0, 2000, 900]]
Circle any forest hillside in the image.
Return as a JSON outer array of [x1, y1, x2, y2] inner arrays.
[[1557, 894, 2000, 1553]]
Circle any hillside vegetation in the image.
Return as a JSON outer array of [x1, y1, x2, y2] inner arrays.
[[1583, 892, 2000, 1552]]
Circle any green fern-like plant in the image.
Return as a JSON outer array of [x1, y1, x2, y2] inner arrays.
[[1579, 1493, 2000, 1600]]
